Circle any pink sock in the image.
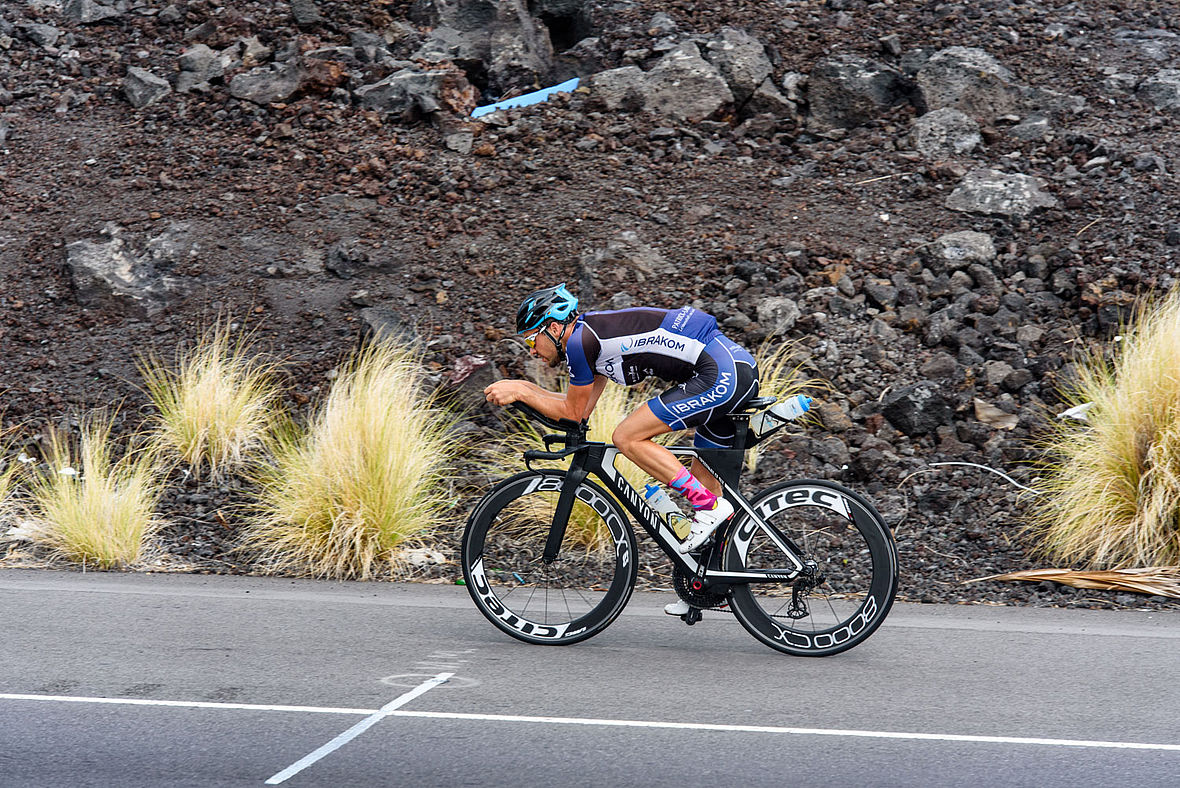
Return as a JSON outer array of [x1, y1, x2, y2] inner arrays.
[[670, 468, 718, 511]]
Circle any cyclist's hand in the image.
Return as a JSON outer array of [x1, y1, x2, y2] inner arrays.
[[484, 380, 521, 406]]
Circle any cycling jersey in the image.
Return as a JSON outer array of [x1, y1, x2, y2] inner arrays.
[[566, 307, 759, 449], [566, 306, 722, 387]]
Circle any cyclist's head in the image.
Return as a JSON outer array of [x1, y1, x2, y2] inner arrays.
[[515, 283, 578, 335]]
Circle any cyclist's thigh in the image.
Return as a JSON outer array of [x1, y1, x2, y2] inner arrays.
[[649, 336, 758, 446], [694, 360, 758, 449]]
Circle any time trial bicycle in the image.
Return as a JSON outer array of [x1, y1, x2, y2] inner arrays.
[[460, 397, 898, 657]]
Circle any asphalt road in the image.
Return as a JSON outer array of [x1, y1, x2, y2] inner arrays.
[[1, 569, 1177, 787]]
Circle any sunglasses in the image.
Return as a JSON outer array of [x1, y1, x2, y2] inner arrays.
[[522, 327, 543, 348]]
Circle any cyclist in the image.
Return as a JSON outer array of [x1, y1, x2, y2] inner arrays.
[[484, 283, 760, 567]]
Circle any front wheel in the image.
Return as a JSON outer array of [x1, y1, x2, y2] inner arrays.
[[461, 471, 638, 646], [724, 479, 898, 657]]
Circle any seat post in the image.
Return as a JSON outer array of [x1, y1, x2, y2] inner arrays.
[[697, 396, 776, 491]]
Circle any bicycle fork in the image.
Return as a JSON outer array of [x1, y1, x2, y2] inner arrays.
[[543, 448, 590, 563]]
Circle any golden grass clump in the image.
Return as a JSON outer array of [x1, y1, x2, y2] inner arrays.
[[1028, 288, 1180, 568], [241, 339, 462, 579], [20, 414, 166, 568], [138, 321, 283, 479], [0, 442, 21, 533]]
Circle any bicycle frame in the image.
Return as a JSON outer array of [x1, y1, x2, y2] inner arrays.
[[531, 438, 808, 587]]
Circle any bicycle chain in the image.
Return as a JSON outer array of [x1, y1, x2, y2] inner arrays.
[[672, 564, 727, 609]]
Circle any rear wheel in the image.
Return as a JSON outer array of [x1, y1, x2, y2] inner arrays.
[[461, 471, 637, 645], [724, 480, 897, 657]]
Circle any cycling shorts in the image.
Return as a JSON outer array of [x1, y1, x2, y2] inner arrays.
[[647, 335, 759, 449]]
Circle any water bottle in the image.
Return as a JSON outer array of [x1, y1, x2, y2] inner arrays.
[[644, 483, 691, 539], [750, 394, 813, 438]]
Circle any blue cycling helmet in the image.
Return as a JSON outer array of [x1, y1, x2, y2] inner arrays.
[[516, 283, 579, 333]]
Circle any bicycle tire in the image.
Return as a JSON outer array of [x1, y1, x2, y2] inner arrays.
[[461, 470, 638, 646], [724, 479, 898, 657]]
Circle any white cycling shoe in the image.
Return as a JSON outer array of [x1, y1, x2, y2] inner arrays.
[[677, 498, 734, 554], [664, 598, 730, 616]]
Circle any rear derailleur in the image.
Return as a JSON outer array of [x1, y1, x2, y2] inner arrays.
[[786, 559, 822, 619]]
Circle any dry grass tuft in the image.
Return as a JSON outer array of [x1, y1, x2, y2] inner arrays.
[[19, 414, 167, 568], [138, 320, 284, 480], [0, 438, 22, 533], [1027, 288, 1180, 568], [971, 567, 1180, 599], [240, 339, 462, 580]]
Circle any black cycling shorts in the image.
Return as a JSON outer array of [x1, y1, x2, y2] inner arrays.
[[648, 335, 759, 449]]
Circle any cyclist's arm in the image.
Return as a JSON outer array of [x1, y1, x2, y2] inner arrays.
[[580, 375, 608, 419], [485, 376, 606, 422]]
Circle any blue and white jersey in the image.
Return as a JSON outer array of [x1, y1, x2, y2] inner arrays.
[[566, 307, 722, 387]]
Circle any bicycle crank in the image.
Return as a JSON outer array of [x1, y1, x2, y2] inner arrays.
[[672, 565, 728, 611]]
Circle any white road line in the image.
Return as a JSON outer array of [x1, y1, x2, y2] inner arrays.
[[264, 673, 453, 785], [391, 710, 1180, 753], [0, 693, 377, 715], [5, 689, 1178, 754]]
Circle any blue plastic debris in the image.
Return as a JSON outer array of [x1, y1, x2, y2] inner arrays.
[[471, 77, 580, 119]]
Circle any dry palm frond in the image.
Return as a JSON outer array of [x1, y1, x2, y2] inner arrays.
[[968, 567, 1180, 599]]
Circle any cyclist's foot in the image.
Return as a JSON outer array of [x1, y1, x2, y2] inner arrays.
[[678, 498, 734, 553], [664, 599, 691, 616]]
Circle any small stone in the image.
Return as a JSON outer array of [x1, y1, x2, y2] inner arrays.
[[881, 381, 953, 437], [124, 67, 172, 108], [291, 0, 325, 28], [229, 63, 304, 105], [63, 0, 122, 24], [879, 34, 903, 57], [1008, 115, 1051, 141], [756, 296, 801, 337], [184, 21, 217, 42], [911, 108, 981, 158], [946, 169, 1058, 218], [1138, 69, 1180, 112], [920, 352, 959, 378], [807, 55, 910, 131], [158, 5, 183, 24], [929, 230, 996, 271], [17, 23, 61, 49], [445, 132, 473, 154]]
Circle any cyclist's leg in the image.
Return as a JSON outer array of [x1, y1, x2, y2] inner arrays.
[[659, 334, 759, 456], [610, 404, 682, 482], [614, 336, 757, 493]]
